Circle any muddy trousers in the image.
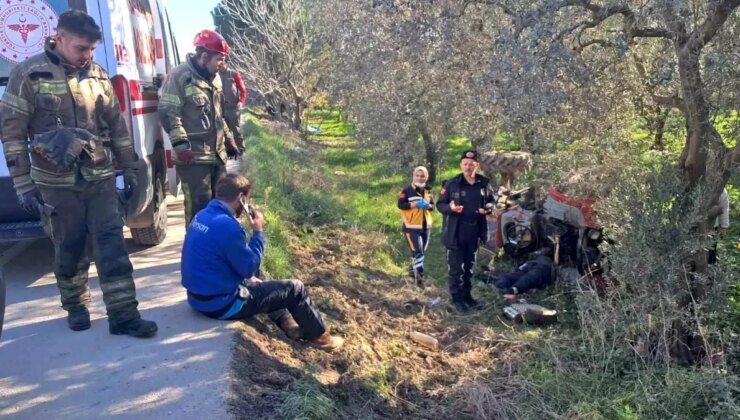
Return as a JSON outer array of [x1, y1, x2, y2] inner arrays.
[[224, 108, 244, 151], [39, 178, 140, 324], [404, 230, 430, 276], [177, 163, 226, 226], [446, 225, 480, 302], [221, 280, 327, 340]]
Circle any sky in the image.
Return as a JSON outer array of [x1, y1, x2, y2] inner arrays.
[[163, 0, 221, 61]]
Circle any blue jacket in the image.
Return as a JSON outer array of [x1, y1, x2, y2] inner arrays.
[[181, 199, 265, 314]]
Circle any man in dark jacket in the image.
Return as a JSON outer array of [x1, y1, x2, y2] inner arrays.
[[494, 254, 554, 300], [181, 174, 344, 352], [437, 150, 495, 312]]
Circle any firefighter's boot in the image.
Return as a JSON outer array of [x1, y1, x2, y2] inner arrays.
[[67, 307, 91, 331]]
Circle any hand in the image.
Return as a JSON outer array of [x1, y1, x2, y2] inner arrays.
[[248, 207, 266, 232], [247, 276, 263, 285], [123, 166, 138, 200], [226, 139, 240, 158], [416, 199, 429, 209], [176, 149, 195, 164], [478, 208, 488, 215], [450, 201, 463, 213], [17, 188, 44, 217]]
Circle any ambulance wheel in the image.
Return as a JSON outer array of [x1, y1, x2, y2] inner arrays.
[[131, 177, 168, 245]]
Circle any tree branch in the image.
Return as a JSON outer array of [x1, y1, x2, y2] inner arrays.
[[691, 0, 740, 49], [558, 0, 674, 43], [629, 27, 674, 39], [652, 95, 687, 114], [573, 38, 613, 52], [561, 0, 601, 14]]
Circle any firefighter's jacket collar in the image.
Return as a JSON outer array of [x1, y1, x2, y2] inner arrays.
[[44, 37, 91, 73], [186, 53, 217, 85]]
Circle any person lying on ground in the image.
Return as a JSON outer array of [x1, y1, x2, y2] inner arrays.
[[180, 173, 344, 352], [490, 249, 555, 301], [397, 166, 435, 288]]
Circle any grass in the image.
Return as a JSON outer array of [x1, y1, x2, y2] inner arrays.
[[279, 378, 336, 420], [233, 109, 740, 419], [233, 111, 538, 418]]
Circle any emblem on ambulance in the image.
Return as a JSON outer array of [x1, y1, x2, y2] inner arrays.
[[0, 0, 58, 63]]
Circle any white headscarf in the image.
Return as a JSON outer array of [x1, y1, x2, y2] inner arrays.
[[413, 166, 429, 178], [412, 166, 429, 188]]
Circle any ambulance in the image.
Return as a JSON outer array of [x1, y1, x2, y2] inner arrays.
[[0, 0, 181, 245]]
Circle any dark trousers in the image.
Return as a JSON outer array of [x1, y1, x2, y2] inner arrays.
[[226, 280, 327, 340], [708, 228, 720, 265], [39, 178, 140, 323], [405, 230, 430, 276], [495, 262, 553, 295], [447, 225, 480, 301], [224, 107, 244, 150], [177, 163, 226, 225]]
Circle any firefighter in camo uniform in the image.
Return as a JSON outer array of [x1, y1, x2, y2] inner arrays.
[[0, 10, 157, 337], [219, 62, 246, 157], [158, 29, 239, 225]]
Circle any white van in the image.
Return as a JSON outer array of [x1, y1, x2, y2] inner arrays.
[[0, 0, 180, 245]]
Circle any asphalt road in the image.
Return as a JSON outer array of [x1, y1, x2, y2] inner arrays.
[[0, 197, 233, 419]]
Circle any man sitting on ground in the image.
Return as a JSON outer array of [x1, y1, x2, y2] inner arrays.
[[180, 173, 344, 351]]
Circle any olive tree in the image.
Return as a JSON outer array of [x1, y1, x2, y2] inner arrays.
[[310, 0, 507, 182], [314, 0, 740, 367], [491, 0, 740, 365], [214, 0, 325, 128]]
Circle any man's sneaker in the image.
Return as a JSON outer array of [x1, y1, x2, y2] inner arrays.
[[415, 275, 426, 289], [67, 308, 91, 331], [310, 332, 345, 352], [110, 318, 158, 338], [464, 295, 483, 311], [278, 317, 304, 341]]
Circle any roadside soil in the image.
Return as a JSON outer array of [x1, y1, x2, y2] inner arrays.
[[229, 121, 530, 420]]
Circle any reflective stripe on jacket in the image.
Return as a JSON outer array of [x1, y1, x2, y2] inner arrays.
[[158, 53, 228, 164], [398, 185, 434, 231], [1, 39, 134, 191]]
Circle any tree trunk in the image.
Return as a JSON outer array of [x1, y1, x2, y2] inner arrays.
[[420, 127, 438, 185], [470, 128, 498, 152], [670, 41, 730, 365], [470, 136, 488, 150], [293, 94, 302, 130], [650, 108, 668, 151]]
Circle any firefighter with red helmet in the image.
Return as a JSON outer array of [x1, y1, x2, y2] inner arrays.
[[158, 29, 239, 224]]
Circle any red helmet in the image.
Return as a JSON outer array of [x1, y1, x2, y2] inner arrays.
[[193, 30, 229, 56]]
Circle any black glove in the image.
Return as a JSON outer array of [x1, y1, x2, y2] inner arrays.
[[123, 165, 138, 200], [17, 188, 44, 217], [226, 139, 240, 158], [31, 128, 93, 171]]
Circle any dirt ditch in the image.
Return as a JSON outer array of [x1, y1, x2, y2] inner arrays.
[[229, 122, 531, 419]]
